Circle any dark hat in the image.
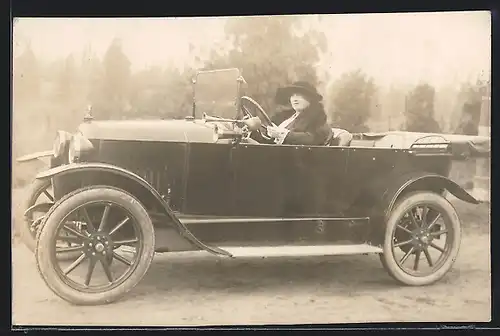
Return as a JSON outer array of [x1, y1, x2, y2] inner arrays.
[[275, 81, 323, 106]]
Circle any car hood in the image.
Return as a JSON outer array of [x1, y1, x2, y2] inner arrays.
[[77, 119, 219, 143]]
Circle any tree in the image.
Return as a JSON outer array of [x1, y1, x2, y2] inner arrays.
[[202, 16, 327, 114], [80, 48, 104, 109], [128, 65, 194, 119], [453, 78, 486, 135], [404, 83, 441, 133], [13, 42, 41, 103], [327, 69, 376, 132], [379, 84, 409, 131], [92, 38, 132, 119], [54, 54, 78, 103]]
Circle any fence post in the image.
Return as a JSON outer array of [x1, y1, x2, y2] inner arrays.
[[472, 79, 491, 202]]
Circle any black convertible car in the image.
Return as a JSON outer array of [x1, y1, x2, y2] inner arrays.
[[16, 68, 489, 305]]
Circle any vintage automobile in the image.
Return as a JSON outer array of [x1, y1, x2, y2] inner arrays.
[[16, 68, 489, 306]]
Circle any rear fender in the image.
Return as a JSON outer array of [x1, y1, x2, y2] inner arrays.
[[386, 172, 479, 216], [363, 171, 478, 218], [359, 171, 478, 245], [35, 163, 231, 257]]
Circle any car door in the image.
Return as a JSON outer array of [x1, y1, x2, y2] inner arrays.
[[342, 146, 403, 210], [182, 142, 235, 216], [283, 144, 350, 217], [230, 143, 349, 218], [229, 143, 289, 218]]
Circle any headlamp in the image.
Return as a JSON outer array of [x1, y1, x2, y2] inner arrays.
[[68, 132, 94, 163], [52, 131, 72, 158]]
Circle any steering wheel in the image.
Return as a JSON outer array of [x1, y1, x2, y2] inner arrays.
[[240, 96, 275, 140]]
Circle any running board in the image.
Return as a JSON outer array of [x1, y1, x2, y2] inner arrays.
[[180, 216, 369, 225], [219, 244, 383, 258]]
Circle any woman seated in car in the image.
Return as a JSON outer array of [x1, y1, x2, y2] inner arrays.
[[265, 81, 333, 146]]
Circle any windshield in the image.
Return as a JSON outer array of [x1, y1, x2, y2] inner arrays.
[[194, 68, 241, 119]]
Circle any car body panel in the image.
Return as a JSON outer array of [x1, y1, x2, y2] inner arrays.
[[183, 143, 351, 218], [35, 133, 478, 253], [35, 162, 232, 257]]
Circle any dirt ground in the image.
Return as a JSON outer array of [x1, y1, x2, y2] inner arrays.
[[11, 190, 491, 326]]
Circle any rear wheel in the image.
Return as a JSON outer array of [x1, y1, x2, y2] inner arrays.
[[21, 179, 82, 261], [20, 179, 54, 252], [380, 191, 461, 286], [35, 186, 155, 305]]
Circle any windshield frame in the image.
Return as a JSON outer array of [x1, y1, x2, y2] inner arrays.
[[193, 68, 245, 120]]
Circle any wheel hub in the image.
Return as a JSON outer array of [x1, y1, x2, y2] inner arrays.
[[95, 243, 105, 253], [85, 234, 113, 258], [411, 229, 432, 249]]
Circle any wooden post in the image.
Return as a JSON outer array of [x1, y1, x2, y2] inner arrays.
[[472, 78, 491, 202]]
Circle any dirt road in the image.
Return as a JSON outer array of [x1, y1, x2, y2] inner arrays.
[[12, 229, 490, 326]]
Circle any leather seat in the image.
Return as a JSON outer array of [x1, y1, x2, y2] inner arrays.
[[325, 128, 353, 146]]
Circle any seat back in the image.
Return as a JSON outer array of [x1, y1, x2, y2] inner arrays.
[[326, 128, 353, 146], [349, 139, 376, 147]]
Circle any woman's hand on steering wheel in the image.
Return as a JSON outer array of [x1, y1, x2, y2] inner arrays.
[[240, 96, 275, 140]]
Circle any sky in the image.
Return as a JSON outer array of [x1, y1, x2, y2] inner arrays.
[[316, 11, 491, 87], [13, 11, 491, 89]]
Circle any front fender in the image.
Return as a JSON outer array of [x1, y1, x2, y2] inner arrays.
[[16, 150, 53, 163], [36, 162, 231, 257]]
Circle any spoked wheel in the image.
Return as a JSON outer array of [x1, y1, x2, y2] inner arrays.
[[21, 179, 83, 261], [20, 179, 54, 252], [35, 186, 155, 305], [380, 191, 461, 286]]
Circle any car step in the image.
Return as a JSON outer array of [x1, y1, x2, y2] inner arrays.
[[219, 244, 383, 258]]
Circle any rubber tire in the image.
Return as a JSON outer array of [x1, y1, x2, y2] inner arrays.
[[20, 179, 52, 253], [380, 191, 461, 286], [35, 186, 155, 305], [21, 179, 82, 261]]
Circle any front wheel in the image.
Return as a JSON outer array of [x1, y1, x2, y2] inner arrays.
[[35, 186, 155, 305], [380, 191, 461, 286]]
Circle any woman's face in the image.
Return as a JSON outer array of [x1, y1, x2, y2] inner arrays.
[[290, 93, 310, 111]]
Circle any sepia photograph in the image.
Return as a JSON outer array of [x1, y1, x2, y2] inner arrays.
[[11, 11, 491, 327]]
